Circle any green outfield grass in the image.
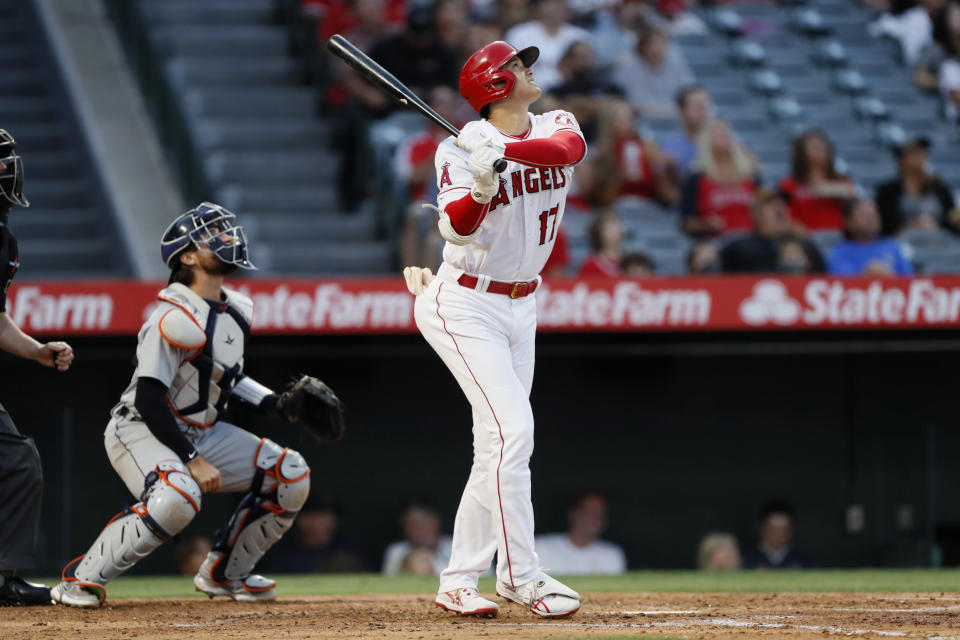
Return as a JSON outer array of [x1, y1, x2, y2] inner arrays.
[[33, 569, 960, 599]]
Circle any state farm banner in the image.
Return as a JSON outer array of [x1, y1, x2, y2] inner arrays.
[[6, 276, 960, 336]]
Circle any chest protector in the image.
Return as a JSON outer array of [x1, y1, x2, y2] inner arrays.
[[157, 283, 253, 427]]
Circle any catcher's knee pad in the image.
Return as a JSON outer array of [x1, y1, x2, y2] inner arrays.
[[210, 439, 310, 582], [67, 462, 201, 588]]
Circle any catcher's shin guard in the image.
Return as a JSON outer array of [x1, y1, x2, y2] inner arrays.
[[206, 439, 309, 584], [64, 462, 201, 597]]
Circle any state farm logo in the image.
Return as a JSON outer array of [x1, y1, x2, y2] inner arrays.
[[739, 278, 960, 327], [740, 280, 800, 326], [9, 286, 113, 330]]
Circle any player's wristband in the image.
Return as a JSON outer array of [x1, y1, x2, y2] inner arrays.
[[184, 449, 199, 462]]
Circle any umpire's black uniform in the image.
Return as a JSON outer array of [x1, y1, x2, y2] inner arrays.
[[0, 135, 51, 606]]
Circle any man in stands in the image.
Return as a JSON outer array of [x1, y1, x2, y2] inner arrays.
[[828, 198, 913, 276]]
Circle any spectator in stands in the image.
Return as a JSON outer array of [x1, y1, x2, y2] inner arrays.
[[172, 535, 212, 577], [870, 0, 945, 65], [720, 188, 826, 274], [742, 500, 812, 570], [621, 251, 656, 277], [549, 41, 625, 142], [535, 492, 627, 575], [504, 0, 594, 92], [579, 209, 625, 277], [696, 532, 741, 571], [434, 0, 469, 50], [660, 85, 713, 173], [913, 0, 953, 91], [778, 130, 857, 232], [612, 25, 695, 119], [266, 493, 366, 573], [592, 100, 680, 206], [398, 548, 436, 574], [497, 0, 531, 33], [398, 86, 460, 267], [938, 1, 960, 124], [829, 198, 914, 276], [875, 136, 960, 235], [368, 2, 459, 95], [687, 241, 721, 274], [382, 501, 452, 575], [586, 0, 650, 67], [681, 119, 761, 237]]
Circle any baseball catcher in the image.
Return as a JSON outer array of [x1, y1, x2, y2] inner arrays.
[[51, 202, 344, 607], [0, 129, 75, 606]]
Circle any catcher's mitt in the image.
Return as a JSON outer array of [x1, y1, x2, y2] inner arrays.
[[277, 375, 345, 443]]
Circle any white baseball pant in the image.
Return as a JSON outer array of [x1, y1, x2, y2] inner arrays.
[[414, 274, 540, 592]]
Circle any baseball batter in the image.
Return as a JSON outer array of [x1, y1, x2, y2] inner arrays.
[[51, 203, 344, 608], [403, 41, 586, 618]]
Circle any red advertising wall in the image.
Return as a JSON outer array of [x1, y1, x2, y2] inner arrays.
[[7, 275, 960, 335]]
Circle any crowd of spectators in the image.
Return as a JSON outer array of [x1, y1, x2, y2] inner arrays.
[[311, 0, 960, 278]]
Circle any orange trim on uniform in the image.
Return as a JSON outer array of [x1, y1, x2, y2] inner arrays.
[[131, 503, 148, 518], [161, 469, 200, 512], [261, 501, 285, 515], [208, 552, 231, 585], [243, 580, 276, 593], [230, 510, 250, 548], [102, 510, 125, 531], [165, 395, 214, 428], [157, 309, 207, 351], [62, 555, 85, 582]]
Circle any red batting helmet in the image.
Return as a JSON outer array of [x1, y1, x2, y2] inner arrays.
[[459, 41, 540, 113]]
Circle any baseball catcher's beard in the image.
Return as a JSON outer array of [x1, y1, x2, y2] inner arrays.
[[201, 255, 239, 277]]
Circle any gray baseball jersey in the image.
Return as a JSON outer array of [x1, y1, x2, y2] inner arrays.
[[106, 283, 262, 498]]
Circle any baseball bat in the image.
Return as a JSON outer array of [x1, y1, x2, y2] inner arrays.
[[326, 34, 508, 173]]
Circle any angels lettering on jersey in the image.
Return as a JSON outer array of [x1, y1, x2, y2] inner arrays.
[[432, 110, 586, 282]]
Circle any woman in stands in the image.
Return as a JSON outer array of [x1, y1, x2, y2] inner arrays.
[[778, 129, 856, 231], [593, 100, 679, 207], [681, 118, 761, 236]]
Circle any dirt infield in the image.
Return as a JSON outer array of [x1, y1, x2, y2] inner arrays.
[[3, 592, 960, 639]]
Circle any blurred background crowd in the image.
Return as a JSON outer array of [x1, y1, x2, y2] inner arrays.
[[173, 491, 812, 575], [301, 0, 960, 279]]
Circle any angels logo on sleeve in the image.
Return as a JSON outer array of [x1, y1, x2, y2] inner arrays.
[[554, 112, 579, 130], [439, 162, 453, 188]]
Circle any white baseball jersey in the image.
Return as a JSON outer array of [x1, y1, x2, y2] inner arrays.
[[434, 110, 586, 282]]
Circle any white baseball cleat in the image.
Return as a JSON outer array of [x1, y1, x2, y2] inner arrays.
[[434, 587, 499, 617], [50, 580, 104, 608], [193, 552, 277, 602], [496, 572, 580, 618]]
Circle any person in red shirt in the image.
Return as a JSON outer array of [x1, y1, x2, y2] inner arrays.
[[594, 100, 679, 206], [681, 119, 761, 236], [778, 129, 856, 231], [578, 209, 624, 277]]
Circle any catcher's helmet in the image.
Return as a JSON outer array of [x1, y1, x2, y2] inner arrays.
[[160, 202, 256, 270], [0, 129, 29, 208], [459, 41, 539, 113]]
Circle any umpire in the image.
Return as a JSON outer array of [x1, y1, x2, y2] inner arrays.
[[0, 129, 74, 605]]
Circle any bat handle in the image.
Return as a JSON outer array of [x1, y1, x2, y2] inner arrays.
[[494, 158, 508, 173]]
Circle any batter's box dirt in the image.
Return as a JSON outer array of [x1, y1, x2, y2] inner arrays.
[[3, 592, 960, 640]]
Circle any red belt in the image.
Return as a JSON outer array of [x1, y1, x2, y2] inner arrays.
[[457, 274, 539, 299]]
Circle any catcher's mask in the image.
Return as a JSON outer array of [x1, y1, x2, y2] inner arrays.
[[161, 202, 256, 270]]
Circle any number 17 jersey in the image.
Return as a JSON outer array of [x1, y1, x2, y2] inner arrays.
[[434, 110, 586, 283]]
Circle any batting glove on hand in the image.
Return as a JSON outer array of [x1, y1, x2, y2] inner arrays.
[[403, 266, 435, 295], [469, 147, 501, 203], [457, 121, 505, 155]]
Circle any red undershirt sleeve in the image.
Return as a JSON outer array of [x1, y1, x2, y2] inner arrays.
[[445, 191, 492, 236], [504, 130, 586, 167]]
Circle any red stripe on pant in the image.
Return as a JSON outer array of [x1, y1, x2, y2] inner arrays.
[[434, 282, 515, 587]]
